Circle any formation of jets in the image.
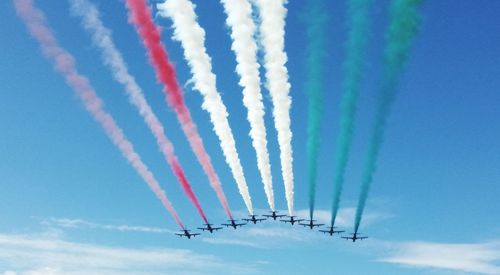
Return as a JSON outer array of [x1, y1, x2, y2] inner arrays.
[[174, 210, 368, 242]]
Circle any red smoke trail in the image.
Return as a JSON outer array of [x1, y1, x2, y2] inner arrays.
[[70, 0, 208, 224], [170, 153, 208, 224], [14, 0, 185, 229], [125, 0, 232, 219]]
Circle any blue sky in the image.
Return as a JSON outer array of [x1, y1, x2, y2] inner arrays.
[[1, 0, 500, 274]]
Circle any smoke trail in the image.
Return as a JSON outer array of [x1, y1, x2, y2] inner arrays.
[[69, 0, 209, 224], [125, 0, 233, 219], [330, 0, 373, 227], [354, 0, 423, 232], [253, 0, 294, 215], [156, 0, 253, 215], [220, 0, 275, 210], [302, 0, 329, 220], [13, 0, 184, 228]]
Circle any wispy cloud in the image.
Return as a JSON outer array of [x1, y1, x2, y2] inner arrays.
[[201, 225, 315, 249], [0, 232, 255, 275], [202, 238, 264, 249], [37, 217, 175, 234], [379, 240, 500, 275]]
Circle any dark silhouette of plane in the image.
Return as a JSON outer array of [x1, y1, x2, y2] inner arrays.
[[243, 215, 266, 224], [342, 232, 368, 242], [197, 223, 222, 233], [299, 219, 324, 229], [222, 219, 246, 229], [319, 226, 345, 236], [280, 215, 304, 225], [175, 229, 200, 239], [263, 211, 286, 220]]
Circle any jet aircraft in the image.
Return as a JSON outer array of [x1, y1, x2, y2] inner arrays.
[[175, 229, 200, 239], [299, 219, 324, 229], [222, 219, 246, 229], [342, 232, 368, 242], [263, 211, 286, 220], [243, 215, 266, 224], [197, 223, 222, 233], [280, 215, 304, 225], [319, 226, 345, 236]]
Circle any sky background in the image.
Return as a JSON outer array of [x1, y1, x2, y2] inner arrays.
[[1, 0, 500, 274]]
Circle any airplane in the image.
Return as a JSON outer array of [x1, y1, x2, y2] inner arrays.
[[341, 232, 368, 242], [221, 219, 247, 229], [243, 215, 267, 224], [174, 229, 200, 239], [280, 215, 304, 225], [263, 211, 287, 221], [299, 219, 324, 229], [197, 223, 222, 233], [319, 226, 345, 236]]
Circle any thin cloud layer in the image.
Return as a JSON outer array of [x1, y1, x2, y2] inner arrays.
[[39, 217, 174, 234], [0, 233, 254, 275], [379, 241, 500, 275]]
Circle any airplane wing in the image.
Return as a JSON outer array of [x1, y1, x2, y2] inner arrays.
[[236, 223, 246, 226], [175, 233, 184, 237], [221, 224, 231, 227], [319, 230, 328, 233], [359, 237, 368, 240], [341, 236, 351, 240], [242, 219, 251, 222], [257, 218, 266, 221], [314, 223, 324, 227], [197, 228, 206, 231], [192, 233, 200, 237]]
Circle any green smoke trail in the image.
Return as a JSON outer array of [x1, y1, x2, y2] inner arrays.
[[354, 0, 423, 233], [305, 0, 329, 220], [330, 0, 373, 227]]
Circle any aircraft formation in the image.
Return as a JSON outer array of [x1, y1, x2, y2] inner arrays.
[[13, 0, 422, 245], [175, 211, 367, 242]]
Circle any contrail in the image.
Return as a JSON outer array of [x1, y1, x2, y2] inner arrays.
[[13, 0, 184, 229], [354, 0, 423, 233], [157, 0, 253, 215], [330, 0, 373, 227], [69, 0, 209, 224], [302, 0, 329, 220], [220, 0, 275, 211], [253, 0, 294, 215], [125, 0, 233, 219]]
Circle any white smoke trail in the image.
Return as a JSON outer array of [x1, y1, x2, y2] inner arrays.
[[14, 0, 184, 228], [253, 0, 294, 215], [220, 0, 275, 210], [157, 0, 253, 214]]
